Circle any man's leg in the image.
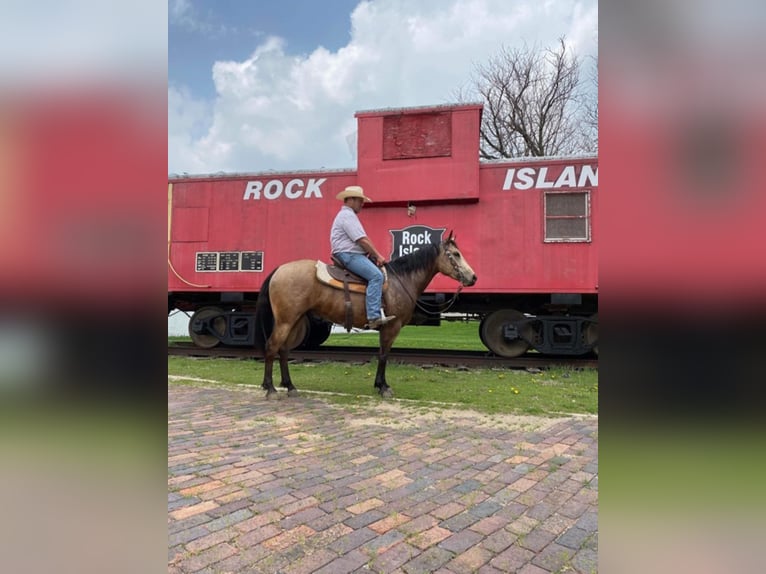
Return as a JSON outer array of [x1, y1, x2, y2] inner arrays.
[[335, 253, 383, 321]]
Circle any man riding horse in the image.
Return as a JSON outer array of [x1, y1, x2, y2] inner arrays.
[[330, 185, 396, 330], [254, 188, 477, 398]]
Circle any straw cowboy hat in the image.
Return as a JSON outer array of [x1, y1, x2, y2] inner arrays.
[[336, 185, 372, 202]]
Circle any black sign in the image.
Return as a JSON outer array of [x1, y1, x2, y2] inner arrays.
[[196, 252, 218, 271], [219, 252, 240, 271], [195, 251, 264, 272], [389, 225, 446, 259], [241, 251, 264, 271]]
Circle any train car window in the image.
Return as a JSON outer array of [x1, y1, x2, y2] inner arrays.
[[544, 191, 591, 242]]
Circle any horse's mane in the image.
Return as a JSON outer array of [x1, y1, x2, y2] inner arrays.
[[386, 243, 440, 275]]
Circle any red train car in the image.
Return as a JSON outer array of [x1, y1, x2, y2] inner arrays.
[[168, 103, 598, 356]]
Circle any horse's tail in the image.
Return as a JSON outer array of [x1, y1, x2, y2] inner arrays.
[[253, 268, 278, 350]]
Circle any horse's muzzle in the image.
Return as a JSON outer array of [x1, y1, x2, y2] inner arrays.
[[464, 274, 477, 287]]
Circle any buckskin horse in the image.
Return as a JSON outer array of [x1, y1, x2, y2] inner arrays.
[[253, 232, 477, 398]]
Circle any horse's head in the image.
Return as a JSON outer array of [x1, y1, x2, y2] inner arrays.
[[438, 231, 477, 287]]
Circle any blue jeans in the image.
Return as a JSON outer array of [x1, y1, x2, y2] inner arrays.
[[334, 252, 384, 321]]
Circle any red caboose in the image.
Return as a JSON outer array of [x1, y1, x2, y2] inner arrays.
[[168, 103, 598, 356]]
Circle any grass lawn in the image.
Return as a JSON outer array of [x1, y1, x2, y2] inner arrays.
[[168, 355, 597, 416], [169, 318, 597, 416]]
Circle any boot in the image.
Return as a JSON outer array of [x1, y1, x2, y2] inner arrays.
[[366, 315, 396, 329]]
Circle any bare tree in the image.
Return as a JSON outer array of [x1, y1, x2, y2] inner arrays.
[[580, 54, 599, 153], [459, 38, 596, 158]]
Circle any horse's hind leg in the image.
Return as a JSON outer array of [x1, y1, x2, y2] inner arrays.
[[278, 349, 298, 397], [261, 331, 287, 400], [261, 354, 279, 399], [262, 322, 298, 399]]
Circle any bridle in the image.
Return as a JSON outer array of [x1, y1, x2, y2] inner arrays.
[[444, 243, 469, 288], [386, 241, 467, 316]]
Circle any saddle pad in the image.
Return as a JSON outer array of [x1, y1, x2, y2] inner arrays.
[[315, 261, 367, 293], [315, 261, 389, 294]]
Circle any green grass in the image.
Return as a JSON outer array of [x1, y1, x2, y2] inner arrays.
[[168, 356, 597, 416], [169, 319, 597, 415]]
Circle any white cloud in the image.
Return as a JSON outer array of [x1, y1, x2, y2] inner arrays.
[[168, 0, 597, 174], [168, 84, 216, 173]]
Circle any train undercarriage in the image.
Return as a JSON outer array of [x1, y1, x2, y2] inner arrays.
[[169, 291, 598, 358]]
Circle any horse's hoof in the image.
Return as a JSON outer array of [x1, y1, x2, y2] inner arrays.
[[265, 390, 279, 400], [287, 389, 299, 397], [379, 388, 393, 399]]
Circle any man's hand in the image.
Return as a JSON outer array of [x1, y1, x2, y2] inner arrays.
[[368, 253, 385, 267]]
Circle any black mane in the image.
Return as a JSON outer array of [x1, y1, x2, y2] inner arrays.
[[386, 243, 440, 275]]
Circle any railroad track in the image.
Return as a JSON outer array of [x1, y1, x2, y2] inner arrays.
[[168, 343, 597, 370]]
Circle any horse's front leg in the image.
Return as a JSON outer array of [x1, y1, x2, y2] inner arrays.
[[374, 353, 391, 398], [374, 323, 400, 398]]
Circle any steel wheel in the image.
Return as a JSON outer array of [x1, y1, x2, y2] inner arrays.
[[299, 316, 333, 349], [480, 309, 532, 358], [585, 313, 598, 356], [189, 306, 226, 348]]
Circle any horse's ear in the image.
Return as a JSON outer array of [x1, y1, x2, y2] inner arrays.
[[447, 230, 454, 242]]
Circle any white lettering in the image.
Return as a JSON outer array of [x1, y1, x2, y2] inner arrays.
[[304, 178, 326, 198], [401, 231, 432, 245], [578, 165, 598, 187], [501, 165, 599, 190], [554, 166, 577, 188], [242, 177, 326, 200], [515, 167, 535, 190], [284, 179, 304, 199], [535, 167, 554, 189], [502, 168, 516, 191], [263, 180, 283, 199], [243, 181, 263, 200], [398, 244, 420, 256]]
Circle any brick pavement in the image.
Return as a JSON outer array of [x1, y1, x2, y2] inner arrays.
[[169, 383, 598, 573]]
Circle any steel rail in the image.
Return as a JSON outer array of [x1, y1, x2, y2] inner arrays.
[[168, 343, 597, 370]]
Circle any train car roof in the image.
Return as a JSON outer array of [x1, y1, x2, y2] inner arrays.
[[168, 167, 357, 181], [354, 102, 485, 116]]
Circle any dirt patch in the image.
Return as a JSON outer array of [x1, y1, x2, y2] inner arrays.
[[340, 401, 564, 433], [168, 375, 591, 433]]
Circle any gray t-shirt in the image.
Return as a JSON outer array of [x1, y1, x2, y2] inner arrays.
[[330, 205, 367, 254]]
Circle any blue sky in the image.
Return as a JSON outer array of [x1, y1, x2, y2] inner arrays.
[[169, 0, 361, 101], [168, 0, 598, 175]]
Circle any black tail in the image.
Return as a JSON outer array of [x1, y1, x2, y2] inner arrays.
[[253, 268, 278, 350]]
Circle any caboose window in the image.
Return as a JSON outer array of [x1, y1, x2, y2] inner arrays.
[[544, 191, 590, 242]]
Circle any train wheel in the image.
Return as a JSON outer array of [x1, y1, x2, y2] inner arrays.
[[189, 306, 226, 348], [480, 309, 531, 358], [585, 313, 598, 356], [299, 317, 333, 349]]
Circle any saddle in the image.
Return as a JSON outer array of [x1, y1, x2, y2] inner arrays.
[[315, 256, 388, 332]]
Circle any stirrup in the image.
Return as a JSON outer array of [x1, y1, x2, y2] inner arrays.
[[366, 315, 396, 329]]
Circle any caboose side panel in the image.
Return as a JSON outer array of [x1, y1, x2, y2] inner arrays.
[[168, 172, 358, 295], [474, 158, 598, 294]]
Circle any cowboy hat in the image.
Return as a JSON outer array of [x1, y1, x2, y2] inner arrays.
[[336, 185, 372, 202]]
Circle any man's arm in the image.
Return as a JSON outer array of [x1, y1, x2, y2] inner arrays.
[[356, 237, 387, 266]]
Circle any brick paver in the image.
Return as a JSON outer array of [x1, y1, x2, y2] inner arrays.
[[168, 383, 598, 573]]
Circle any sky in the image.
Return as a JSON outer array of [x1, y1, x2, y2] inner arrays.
[[168, 0, 598, 175]]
